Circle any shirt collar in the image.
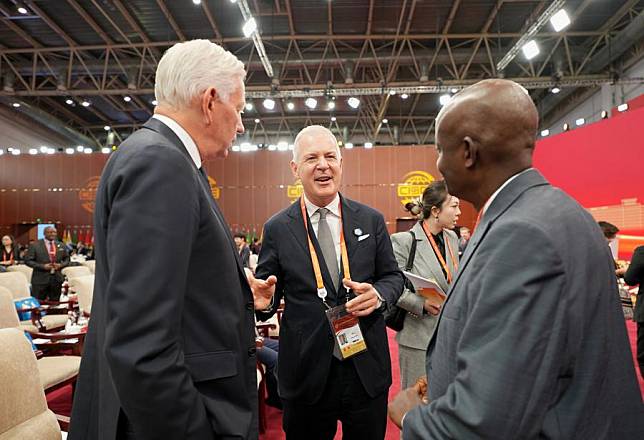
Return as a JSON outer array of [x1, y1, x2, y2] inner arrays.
[[303, 193, 341, 219], [482, 168, 533, 215], [152, 114, 202, 169]]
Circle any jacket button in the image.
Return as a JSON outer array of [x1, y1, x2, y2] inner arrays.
[[246, 302, 253, 311], [248, 347, 256, 356]]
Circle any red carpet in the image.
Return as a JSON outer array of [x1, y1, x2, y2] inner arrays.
[[47, 322, 644, 438]]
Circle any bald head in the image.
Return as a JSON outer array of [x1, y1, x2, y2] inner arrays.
[[435, 79, 539, 209]]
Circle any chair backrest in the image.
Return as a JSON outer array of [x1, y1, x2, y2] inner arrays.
[[79, 260, 95, 274], [61, 266, 91, 280], [0, 328, 61, 439], [6, 265, 33, 281], [70, 275, 94, 315], [0, 287, 20, 329], [0, 272, 31, 301]]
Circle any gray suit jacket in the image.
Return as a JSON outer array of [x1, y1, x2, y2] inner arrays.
[[403, 169, 644, 439], [391, 222, 459, 350], [69, 118, 258, 440]]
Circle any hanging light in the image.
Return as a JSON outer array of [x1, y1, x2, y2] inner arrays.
[[262, 98, 275, 110], [347, 97, 360, 109], [522, 40, 540, 60], [305, 97, 318, 109], [550, 9, 571, 32]]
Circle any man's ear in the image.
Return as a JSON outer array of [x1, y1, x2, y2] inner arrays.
[[202, 87, 218, 125], [462, 136, 478, 169], [289, 160, 299, 179]]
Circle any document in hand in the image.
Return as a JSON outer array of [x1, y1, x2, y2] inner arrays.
[[402, 271, 447, 304]]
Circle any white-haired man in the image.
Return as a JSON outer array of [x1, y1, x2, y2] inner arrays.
[[70, 40, 258, 440], [249, 125, 404, 439]]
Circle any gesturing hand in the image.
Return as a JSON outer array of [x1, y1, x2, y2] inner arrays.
[[246, 269, 277, 310], [343, 279, 380, 317]]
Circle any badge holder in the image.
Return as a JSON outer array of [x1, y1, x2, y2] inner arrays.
[[325, 303, 367, 360]]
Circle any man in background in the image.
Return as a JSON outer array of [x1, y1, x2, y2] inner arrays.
[[389, 79, 643, 438], [234, 232, 251, 268], [25, 226, 69, 301]]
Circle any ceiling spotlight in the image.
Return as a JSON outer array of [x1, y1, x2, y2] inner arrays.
[[575, 118, 585, 126], [617, 103, 628, 112], [262, 98, 275, 110], [65, 99, 74, 105], [550, 9, 571, 32], [388, 90, 396, 96], [76, 145, 85, 152], [400, 93, 409, 100], [81, 100, 91, 107], [254, 118, 260, 124], [39, 146, 48, 153], [439, 94, 452, 106], [540, 129, 550, 137], [563, 123, 570, 131], [29, 148, 38, 155], [192, 0, 202, 4], [331, 116, 337, 122], [347, 97, 360, 109], [83, 148, 93, 154], [11, 148, 21, 155], [305, 97, 318, 109], [268, 144, 277, 151], [327, 101, 336, 110], [65, 148, 75, 154], [245, 102, 253, 111], [0, 149, 4, 155], [242, 17, 257, 38], [450, 88, 458, 93], [382, 118, 388, 124], [551, 87, 561, 94], [522, 40, 540, 60], [123, 96, 132, 102], [103, 125, 110, 131], [151, 99, 158, 106], [286, 101, 295, 111], [232, 145, 240, 152], [345, 143, 354, 149], [600, 110, 608, 119], [277, 141, 288, 151], [101, 147, 111, 154], [12, 102, 20, 108], [364, 142, 373, 149], [17, 6, 28, 14]]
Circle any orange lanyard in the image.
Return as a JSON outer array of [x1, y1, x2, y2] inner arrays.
[[300, 197, 351, 301], [421, 222, 457, 284]]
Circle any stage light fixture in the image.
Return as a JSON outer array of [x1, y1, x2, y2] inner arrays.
[[347, 97, 360, 109], [389, 90, 396, 96], [575, 118, 585, 126], [254, 118, 260, 124], [600, 110, 608, 119], [65, 99, 74, 105], [305, 98, 318, 109], [103, 125, 110, 131], [245, 102, 253, 111], [563, 123, 570, 131], [382, 118, 388, 124], [439, 94, 451, 106], [76, 145, 85, 152], [364, 142, 373, 149], [11, 148, 21, 155], [17, 6, 28, 15], [81, 101, 91, 107], [243, 18, 257, 38], [123, 96, 132, 102], [400, 93, 409, 100], [65, 148, 75, 154], [327, 100, 336, 110], [151, 99, 158, 106], [29, 148, 38, 155], [39, 146, 48, 153], [540, 129, 550, 137], [262, 98, 275, 110], [101, 147, 111, 154], [12, 102, 20, 108], [345, 143, 353, 149], [522, 40, 539, 60], [331, 116, 337, 122], [84, 148, 93, 154], [286, 101, 295, 111], [551, 87, 561, 94], [232, 145, 240, 152], [550, 9, 570, 32], [617, 103, 628, 112], [192, 0, 202, 5]]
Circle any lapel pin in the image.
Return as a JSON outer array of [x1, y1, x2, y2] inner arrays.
[[353, 228, 362, 236]]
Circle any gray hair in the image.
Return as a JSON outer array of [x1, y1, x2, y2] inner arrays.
[[292, 125, 341, 162], [154, 39, 246, 110]]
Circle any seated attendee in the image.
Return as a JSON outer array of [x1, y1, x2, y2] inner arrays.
[[75, 241, 91, 257], [24, 226, 70, 301], [257, 336, 281, 409], [234, 232, 251, 268], [624, 245, 644, 379], [1, 235, 20, 267]]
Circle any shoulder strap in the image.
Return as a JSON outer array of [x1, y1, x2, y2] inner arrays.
[[405, 230, 417, 271]]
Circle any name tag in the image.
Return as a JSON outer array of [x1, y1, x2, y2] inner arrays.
[[325, 304, 367, 359]]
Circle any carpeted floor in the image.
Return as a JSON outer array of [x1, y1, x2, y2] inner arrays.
[[47, 321, 644, 439]]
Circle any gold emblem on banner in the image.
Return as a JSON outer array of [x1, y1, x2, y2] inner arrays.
[[207, 176, 221, 199], [79, 176, 100, 214], [287, 179, 303, 202], [397, 171, 435, 206]]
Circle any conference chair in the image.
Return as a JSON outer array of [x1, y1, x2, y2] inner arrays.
[[79, 260, 95, 273], [0, 328, 67, 439], [61, 266, 91, 280], [68, 275, 94, 317], [6, 264, 33, 280]]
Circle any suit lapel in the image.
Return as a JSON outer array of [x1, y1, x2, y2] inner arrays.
[[285, 201, 310, 254], [340, 195, 360, 262]]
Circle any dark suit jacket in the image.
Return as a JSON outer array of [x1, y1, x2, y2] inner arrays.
[[24, 239, 69, 284], [255, 195, 404, 404], [239, 245, 251, 268], [69, 118, 258, 440], [625, 245, 644, 323], [403, 169, 644, 439]]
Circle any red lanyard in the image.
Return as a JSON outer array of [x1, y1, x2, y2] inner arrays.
[[299, 197, 351, 299], [421, 222, 457, 284]]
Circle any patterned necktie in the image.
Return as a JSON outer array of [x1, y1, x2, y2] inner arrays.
[[317, 208, 339, 291]]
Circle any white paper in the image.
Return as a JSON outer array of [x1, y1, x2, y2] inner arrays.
[[403, 271, 445, 294]]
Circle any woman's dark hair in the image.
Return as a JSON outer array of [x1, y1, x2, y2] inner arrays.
[[598, 221, 619, 239], [2, 235, 15, 246], [421, 180, 449, 220]]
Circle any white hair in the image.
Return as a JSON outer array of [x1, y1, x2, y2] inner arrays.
[[155, 39, 246, 109], [292, 125, 342, 162]]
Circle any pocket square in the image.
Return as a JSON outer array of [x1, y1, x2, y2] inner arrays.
[[358, 234, 370, 241]]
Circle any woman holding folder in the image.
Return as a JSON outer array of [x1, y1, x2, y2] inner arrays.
[[390, 180, 461, 388]]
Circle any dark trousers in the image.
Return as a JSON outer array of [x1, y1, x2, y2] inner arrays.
[[32, 275, 62, 301], [638, 321, 644, 380], [282, 358, 387, 440]]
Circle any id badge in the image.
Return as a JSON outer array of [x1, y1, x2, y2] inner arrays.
[[325, 304, 367, 359]]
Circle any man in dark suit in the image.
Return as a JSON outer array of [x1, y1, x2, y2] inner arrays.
[[624, 246, 644, 379], [69, 40, 258, 440], [24, 226, 69, 301], [234, 232, 251, 268], [249, 125, 404, 439], [389, 79, 644, 438]]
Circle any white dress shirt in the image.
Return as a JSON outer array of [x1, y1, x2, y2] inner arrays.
[[152, 114, 202, 169], [303, 193, 342, 273]]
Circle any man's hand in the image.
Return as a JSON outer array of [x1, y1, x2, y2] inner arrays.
[[53, 263, 62, 271], [43, 263, 53, 270], [388, 376, 428, 429], [343, 279, 379, 317], [246, 269, 277, 310]]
